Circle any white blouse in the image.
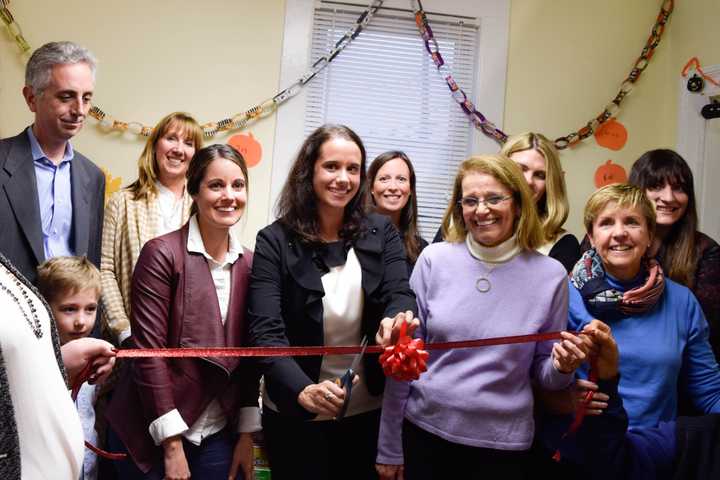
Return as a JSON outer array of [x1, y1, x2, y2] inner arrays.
[[262, 248, 382, 418], [315, 248, 381, 420], [0, 263, 84, 479], [155, 181, 185, 236]]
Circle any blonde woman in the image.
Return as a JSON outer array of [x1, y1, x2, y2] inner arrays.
[[501, 132, 580, 272], [377, 155, 588, 480], [568, 183, 720, 427], [101, 112, 203, 344]]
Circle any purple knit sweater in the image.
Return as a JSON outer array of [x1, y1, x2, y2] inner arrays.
[[377, 241, 572, 464]]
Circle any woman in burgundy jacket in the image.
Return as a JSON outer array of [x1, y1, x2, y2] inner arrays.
[[106, 144, 259, 480]]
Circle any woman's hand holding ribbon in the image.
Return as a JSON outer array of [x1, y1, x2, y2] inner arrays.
[[376, 310, 419, 347], [552, 331, 592, 374]]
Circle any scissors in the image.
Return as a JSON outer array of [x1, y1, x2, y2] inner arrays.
[[334, 335, 368, 420]]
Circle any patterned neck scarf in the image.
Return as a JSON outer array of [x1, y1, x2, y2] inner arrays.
[[570, 248, 665, 320]]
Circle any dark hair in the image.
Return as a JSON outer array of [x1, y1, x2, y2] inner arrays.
[[187, 144, 249, 217], [367, 151, 421, 263], [629, 149, 698, 287], [276, 124, 367, 243]]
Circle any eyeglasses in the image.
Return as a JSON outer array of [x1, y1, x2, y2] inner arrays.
[[458, 195, 512, 209]]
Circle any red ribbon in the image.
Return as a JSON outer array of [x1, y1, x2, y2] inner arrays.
[[71, 364, 128, 460], [114, 330, 566, 358], [74, 329, 571, 460]]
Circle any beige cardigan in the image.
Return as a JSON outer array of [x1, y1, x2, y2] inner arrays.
[[100, 188, 193, 343]]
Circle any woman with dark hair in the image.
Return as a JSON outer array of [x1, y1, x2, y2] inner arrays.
[[367, 151, 428, 273], [628, 149, 720, 358], [247, 124, 417, 480], [106, 144, 259, 479]]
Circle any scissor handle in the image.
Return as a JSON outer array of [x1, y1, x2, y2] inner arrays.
[[335, 368, 355, 420]]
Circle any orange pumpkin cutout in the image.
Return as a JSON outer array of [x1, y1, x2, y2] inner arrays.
[[594, 119, 628, 151], [228, 133, 262, 168], [594, 160, 627, 188]]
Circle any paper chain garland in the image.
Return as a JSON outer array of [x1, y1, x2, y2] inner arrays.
[[2, 0, 673, 149], [410, 0, 674, 149], [0, 1, 31, 54]]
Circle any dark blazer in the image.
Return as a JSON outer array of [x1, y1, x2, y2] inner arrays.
[[0, 129, 105, 284], [106, 225, 259, 472], [247, 213, 417, 419]]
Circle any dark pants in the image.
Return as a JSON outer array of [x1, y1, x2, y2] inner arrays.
[[402, 419, 529, 480], [107, 427, 239, 479], [262, 408, 381, 480]]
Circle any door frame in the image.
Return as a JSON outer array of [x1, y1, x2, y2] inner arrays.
[[676, 64, 720, 232]]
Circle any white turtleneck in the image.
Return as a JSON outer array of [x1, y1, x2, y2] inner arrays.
[[465, 233, 522, 264]]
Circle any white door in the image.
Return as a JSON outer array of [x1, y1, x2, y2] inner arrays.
[[700, 114, 720, 240], [677, 65, 720, 241]]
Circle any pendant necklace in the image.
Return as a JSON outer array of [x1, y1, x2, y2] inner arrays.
[[475, 261, 496, 293]]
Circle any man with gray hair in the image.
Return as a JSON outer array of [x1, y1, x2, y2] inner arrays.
[[0, 41, 105, 284]]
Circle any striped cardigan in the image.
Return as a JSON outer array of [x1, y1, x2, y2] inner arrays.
[[100, 188, 192, 343]]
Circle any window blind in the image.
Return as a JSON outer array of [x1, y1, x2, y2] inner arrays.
[[305, 1, 479, 240]]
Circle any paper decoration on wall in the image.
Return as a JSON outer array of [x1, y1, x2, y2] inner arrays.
[[101, 167, 123, 205], [681, 57, 720, 94], [228, 133, 262, 168], [594, 119, 628, 151], [594, 160, 627, 188], [2, 0, 674, 152]]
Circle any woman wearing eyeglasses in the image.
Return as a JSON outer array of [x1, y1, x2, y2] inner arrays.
[[376, 155, 589, 480], [367, 151, 428, 275]]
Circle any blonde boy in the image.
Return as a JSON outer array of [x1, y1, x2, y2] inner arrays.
[[37, 256, 100, 345], [37, 256, 102, 480]]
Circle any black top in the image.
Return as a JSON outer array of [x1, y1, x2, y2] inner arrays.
[[318, 240, 349, 269], [246, 213, 417, 419], [548, 233, 581, 274], [403, 233, 429, 276]]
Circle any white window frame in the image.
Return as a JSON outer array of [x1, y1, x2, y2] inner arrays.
[[269, 0, 510, 223]]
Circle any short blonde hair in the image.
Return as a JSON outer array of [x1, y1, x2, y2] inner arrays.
[[36, 256, 101, 304], [501, 132, 569, 242], [583, 183, 656, 236], [127, 112, 204, 200], [441, 155, 544, 251]]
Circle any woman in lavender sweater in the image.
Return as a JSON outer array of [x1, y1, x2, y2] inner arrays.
[[376, 155, 589, 480]]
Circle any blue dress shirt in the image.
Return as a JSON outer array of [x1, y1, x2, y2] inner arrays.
[[27, 127, 75, 260]]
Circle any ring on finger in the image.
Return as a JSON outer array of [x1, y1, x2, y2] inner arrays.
[[324, 392, 333, 401]]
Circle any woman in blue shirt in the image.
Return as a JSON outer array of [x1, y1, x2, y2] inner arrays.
[[569, 183, 720, 427]]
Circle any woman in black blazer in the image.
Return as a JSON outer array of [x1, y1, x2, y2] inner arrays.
[[247, 125, 417, 480]]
